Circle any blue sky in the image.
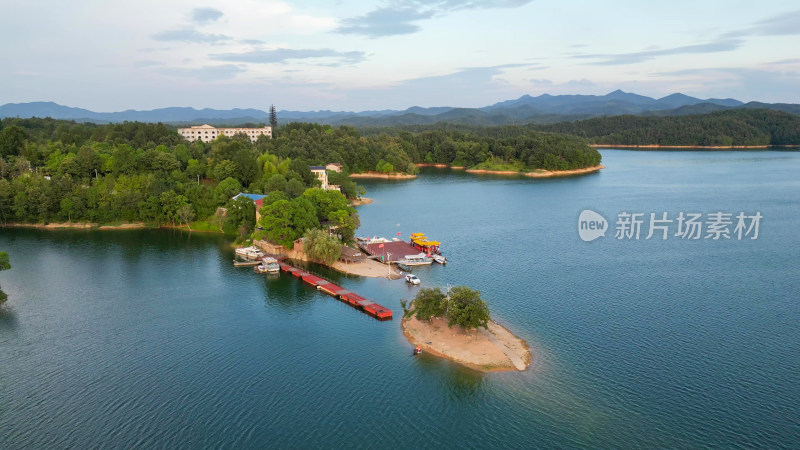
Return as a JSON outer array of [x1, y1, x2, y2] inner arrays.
[[2, 0, 799, 111]]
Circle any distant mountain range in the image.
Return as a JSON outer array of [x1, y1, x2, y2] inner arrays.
[[2, 90, 799, 127]]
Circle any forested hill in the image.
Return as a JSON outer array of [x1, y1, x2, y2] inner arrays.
[[534, 109, 800, 146], [270, 123, 601, 172], [0, 118, 600, 228]]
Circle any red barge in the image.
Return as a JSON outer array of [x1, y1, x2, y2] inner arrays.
[[277, 262, 393, 320]]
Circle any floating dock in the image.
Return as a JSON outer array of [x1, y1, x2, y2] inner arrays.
[[277, 262, 393, 320], [360, 241, 421, 263]]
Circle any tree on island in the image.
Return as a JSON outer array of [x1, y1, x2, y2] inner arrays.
[[447, 286, 490, 331], [0, 251, 10, 303], [411, 287, 448, 321], [407, 285, 490, 331]]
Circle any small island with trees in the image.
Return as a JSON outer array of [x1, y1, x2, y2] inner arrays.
[[402, 286, 531, 372]]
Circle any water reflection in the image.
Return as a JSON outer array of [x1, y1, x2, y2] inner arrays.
[[260, 275, 317, 311], [0, 305, 18, 332], [416, 354, 486, 401]]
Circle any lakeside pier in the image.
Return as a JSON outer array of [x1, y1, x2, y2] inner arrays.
[[277, 262, 393, 320]]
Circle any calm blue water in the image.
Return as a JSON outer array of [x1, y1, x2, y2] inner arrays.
[[1, 150, 799, 448]]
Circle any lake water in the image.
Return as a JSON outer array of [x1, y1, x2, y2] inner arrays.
[[1, 150, 799, 448]]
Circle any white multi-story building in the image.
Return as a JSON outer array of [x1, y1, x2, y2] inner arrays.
[[310, 165, 340, 191], [178, 124, 272, 143]]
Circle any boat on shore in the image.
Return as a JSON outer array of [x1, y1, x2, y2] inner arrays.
[[235, 246, 264, 260]]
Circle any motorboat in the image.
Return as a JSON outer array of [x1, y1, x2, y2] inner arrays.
[[397, 253, 433, 266], [235, 246, 264, 260], [405, 274, 420, 285], [254, 257, 280, 274], [356, 236, 390, 244], [432, 254, 447, 264]]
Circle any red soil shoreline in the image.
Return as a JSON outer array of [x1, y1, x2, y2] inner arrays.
[[589, 144, 800, 149], [348, 171, 417, 179]]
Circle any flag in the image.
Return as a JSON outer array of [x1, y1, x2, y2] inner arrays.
[[397, 232, 401, 236], [379, 243, 384, 248]]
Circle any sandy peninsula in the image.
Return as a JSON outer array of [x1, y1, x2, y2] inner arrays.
[[463, 164, 605, 178], [402, 315, 531, 372], [348, 171, 417, 180], [525, 164, 605, 177], [349, 197, 373, 206]]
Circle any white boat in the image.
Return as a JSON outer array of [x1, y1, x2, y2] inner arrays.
[[356, 236, 391, 244], [255, 257, 280, 274], [397, 253, 433, 266], [405, 274, 420, 285], [235, 246, 264, 260], [432, 254, 447, 264]]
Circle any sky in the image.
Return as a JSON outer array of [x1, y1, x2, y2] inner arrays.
[[2, 0, 800, 112]]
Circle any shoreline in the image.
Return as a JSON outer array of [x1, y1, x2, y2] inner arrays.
[[402, 315, 531, 373], [349, 171, 417, 180], [465, 164, 605, 178], [417, 163, 604, 178], [1, 222, 148, 230], [525, 164, 605, 177], [416, 163, 465, 169], [349, 197, 373, 206], [589, 144, 800, 149], [1, 222, 225, 234]]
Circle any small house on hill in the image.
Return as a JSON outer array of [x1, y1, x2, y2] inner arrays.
[[310, 165, 342, 191]]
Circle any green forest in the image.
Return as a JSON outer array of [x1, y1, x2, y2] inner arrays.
[[269, 122, 601, 172], [0, 119, 363, 240], [534, 109, 800, 146], [0, 118, 602, 235]]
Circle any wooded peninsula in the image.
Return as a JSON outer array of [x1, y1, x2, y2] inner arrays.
[[0, 118, 601, 234]]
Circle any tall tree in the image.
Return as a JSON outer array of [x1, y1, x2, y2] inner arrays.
[[269, 105, 278, 133], [302, 229, 341, 265]]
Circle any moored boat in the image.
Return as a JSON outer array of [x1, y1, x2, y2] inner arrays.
[[409, 233, 442, 255], [254, 257, 280, 274], [432, 254, 447, 264], [235, 246, 264, 260], [397, 253, 433, 266]]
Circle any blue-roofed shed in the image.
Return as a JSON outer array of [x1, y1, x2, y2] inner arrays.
[[233, 193, 267, 202]]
